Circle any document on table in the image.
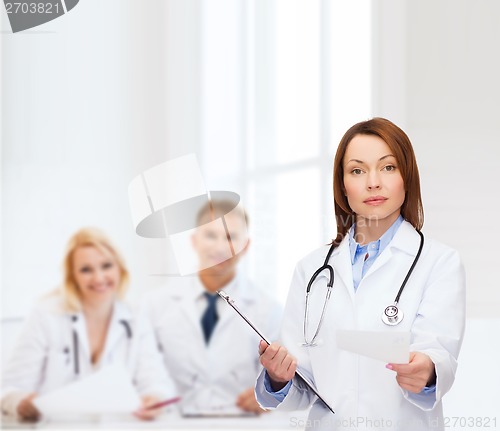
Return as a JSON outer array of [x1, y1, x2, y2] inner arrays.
[[336, 330, 410, 364], [33, 364, 141, 416]]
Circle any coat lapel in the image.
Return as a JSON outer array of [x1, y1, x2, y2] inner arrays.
[[101, 302, 133, 360], [70, 311, 90, 362], [210, 274, 248, 342], [362, 221, 421, 282], [176, 277, 205, 341], [330, 236, 356, 301]]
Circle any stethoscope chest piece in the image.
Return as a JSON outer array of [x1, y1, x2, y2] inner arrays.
[[381, 304, 404, 326]]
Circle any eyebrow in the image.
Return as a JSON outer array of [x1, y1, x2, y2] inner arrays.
[[345, 154, 395, 165]]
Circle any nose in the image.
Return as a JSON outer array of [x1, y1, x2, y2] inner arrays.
[[366, 171, 381, 190], [93, 269, 107, 284]]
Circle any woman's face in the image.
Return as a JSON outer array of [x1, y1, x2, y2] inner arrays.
[[72, 245, 121, 306], [343, 134, 405, 228]]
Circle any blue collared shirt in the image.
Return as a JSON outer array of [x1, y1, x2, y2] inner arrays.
[[348, 215, 404, 290]]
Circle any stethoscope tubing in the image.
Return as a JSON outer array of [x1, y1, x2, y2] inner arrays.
[[393, 230, 424, 305], [303, 229, 424, 345], [72, 327, 79, 375], [303, 264, 334, 347]]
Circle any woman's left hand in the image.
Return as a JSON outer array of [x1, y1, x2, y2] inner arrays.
[[386, 351, 436, 394], [133, 395, 163, 421]]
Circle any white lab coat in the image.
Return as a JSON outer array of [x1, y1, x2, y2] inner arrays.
[[143, 273, 282, 411], [256, 221, 466, 431], [1, 291, 177, 418]]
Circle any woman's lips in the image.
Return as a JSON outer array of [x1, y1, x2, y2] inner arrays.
[[90, 284, 113, 292], [364, 196, 388, 206]]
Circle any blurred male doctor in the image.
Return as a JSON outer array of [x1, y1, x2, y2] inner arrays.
[[143, 199, 282, 414]]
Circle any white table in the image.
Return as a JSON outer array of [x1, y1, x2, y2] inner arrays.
[[1, 409, 309, 430]]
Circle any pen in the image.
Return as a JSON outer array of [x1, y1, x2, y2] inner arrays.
[[143, 396, 182, 410]]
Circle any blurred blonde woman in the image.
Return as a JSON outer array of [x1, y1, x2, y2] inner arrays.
[[1, 227, 176, 421]]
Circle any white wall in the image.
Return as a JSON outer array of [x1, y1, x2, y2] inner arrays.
[[373, 0, 500, 318], [3, 2, 496, 316], [1, 0, 202, 318], [373, 0, 500, 424]]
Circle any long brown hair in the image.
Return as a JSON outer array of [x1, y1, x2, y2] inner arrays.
[[332, 117, 423, 245]]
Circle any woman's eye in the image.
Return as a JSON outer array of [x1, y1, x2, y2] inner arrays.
[[80, 266, 91, 273], [351, 168, 363, 175], [102, 262, 114, 270], [383, 165, 397, 172]]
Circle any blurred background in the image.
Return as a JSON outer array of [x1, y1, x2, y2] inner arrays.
[[1, 0, 499, 423]]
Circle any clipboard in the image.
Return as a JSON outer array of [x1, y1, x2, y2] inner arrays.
[[217, 290, 335, 415]]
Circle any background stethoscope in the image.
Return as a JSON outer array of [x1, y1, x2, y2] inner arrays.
[[66, 315, 132, 375], [303, 230, 424, 347]]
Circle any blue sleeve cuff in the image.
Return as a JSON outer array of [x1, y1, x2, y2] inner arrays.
[[263, 371, 292, 402]]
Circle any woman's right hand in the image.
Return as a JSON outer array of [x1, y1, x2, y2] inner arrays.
[[258, 340, 297, 392], [17, 393, 41, 421], [133, 395, 164, 421]]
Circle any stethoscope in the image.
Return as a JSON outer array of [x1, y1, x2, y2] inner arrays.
[[303, 230, 424, 347], [66, 315, 132, 375]]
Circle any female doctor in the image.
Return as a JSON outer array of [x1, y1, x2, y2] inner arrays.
[[1, 227, 176, 421], [256, 118, 465, 430]]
